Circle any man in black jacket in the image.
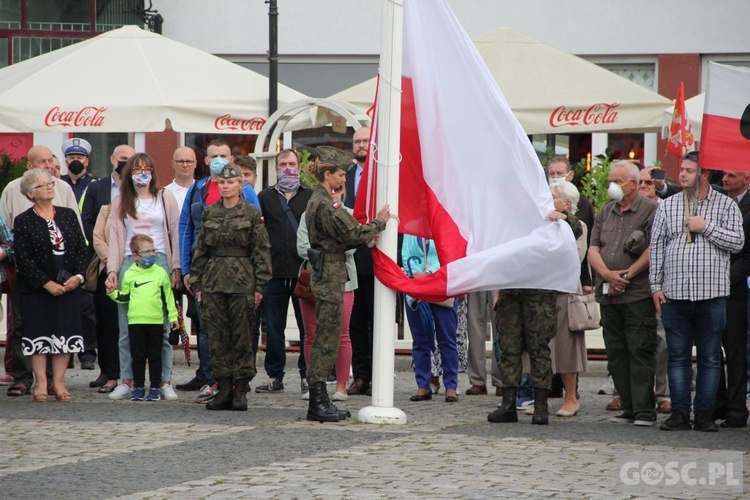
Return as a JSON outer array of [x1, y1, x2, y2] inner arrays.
[[345, 127, 375, 396], [255, 149, 311, 393]]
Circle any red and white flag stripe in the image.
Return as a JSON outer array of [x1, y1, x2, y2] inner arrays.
[[355, 0, 579, 301]]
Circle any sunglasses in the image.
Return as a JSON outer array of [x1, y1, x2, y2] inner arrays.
[[639, 180, 653, 186], [682, 151, 699, 162]]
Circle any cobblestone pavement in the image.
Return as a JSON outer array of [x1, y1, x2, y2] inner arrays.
[[0, 351, 747, 499]]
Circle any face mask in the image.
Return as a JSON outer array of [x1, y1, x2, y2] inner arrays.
[[115, 160, 127, 175], [276, 167, 300, 193], [140, 255, 156, 268], [210, 157, 229, 175], [607, 182, 625, 202], [67, 160, 85, 175], [548, 177, 565, 187], [132, 173, 152, 188]]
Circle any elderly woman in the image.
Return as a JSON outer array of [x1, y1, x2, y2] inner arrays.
[[13, 168, 88, 401], [304, 146, 389, 422], [549, 181, 588, 417], [105, 153, 182, 401], [402, 234, 459, 403], [190, 164, 272, 411]]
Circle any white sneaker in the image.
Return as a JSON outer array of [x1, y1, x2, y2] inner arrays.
[[160, 383, 179, 400], [301, 391, 309, 400], [331, 391, 348, 401], [108, 383, 132, 400]]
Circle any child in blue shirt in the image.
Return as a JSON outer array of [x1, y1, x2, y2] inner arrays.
[[107, 234, 178, 402]]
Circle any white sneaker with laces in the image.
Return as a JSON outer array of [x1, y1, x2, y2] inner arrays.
[[160, 383, 179, 400], [108, 383, 132, 400], [331, 391, 348, 402]]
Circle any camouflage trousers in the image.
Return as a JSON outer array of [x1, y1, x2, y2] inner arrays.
[[201, 293, 257, 381], [307, 293, 344, 386], [495, 289, 558, 390]]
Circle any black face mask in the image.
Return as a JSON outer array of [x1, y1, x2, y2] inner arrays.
[[115, 160, 127, 175], [67, 160, 85, 175]]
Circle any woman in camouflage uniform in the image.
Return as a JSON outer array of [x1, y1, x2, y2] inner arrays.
[[304, 146, 390, 422], [190, 164, 272, 411]]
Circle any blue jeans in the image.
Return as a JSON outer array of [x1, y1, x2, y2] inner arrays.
[[406, 300, 459, 391], [117, 253, 174, 383], [261, 278, 306, 381], [194, 301, 212, 383], [661, 297, 725, 415]]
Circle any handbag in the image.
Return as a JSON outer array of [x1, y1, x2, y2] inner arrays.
[[567, 293, 600, 331], [81, 254, 100, 292], [293, 266, 315, 303]]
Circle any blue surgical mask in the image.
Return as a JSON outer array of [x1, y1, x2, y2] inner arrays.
[[140, 255, 156, 268], [210, 157, 229, 175], [132, 173, 152, 188]]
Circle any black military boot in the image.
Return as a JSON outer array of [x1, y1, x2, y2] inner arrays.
[[307, 382, 350, 422], [532, 388, 549, 425], [206, 377, 233, 411], [231, 378, 250, 411], [488, 388, 518, 423]]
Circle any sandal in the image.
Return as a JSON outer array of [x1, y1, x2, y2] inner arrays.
[[98, 383, 117, 394], [33, 391, 49, 402], [55, 389, 72, 402], [7, 382, 30, 397]]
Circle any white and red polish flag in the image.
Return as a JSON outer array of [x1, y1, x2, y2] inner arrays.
[[354, 0, 579, 302], [701, 62, 750, 171], [666, 82, 696, 158]]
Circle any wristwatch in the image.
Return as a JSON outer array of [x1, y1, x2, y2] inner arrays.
[[76, 274, 85, 284]]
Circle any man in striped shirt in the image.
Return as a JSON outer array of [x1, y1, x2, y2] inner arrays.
[[650, 151, 744, 432]]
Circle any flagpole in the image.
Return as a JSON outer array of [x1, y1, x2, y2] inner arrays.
[[358, 0, 407, 425]]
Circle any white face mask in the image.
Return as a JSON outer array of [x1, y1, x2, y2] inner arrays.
[[607, 182, 624, 202], [548, 177, 565, 187]]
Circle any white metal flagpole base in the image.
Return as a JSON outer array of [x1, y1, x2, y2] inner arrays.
[[357, 405, 407, 425]]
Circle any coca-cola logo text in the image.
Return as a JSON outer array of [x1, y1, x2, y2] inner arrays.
[[44, 106, 107, 128], [214, 114, 266, 132], [549, 102, 620, 128]]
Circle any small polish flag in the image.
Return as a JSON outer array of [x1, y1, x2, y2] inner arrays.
[[701, 62, 750, 171]]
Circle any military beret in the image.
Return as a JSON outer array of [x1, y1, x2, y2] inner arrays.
[[62, 138, 91, 157], [316, 146, 353, 170], [217, 164, 241, 179]]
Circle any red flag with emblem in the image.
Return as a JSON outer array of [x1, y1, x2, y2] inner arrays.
[[666, 82, 695, 158]]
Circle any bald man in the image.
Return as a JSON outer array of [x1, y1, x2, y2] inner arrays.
[[1, 145, 82, 397], [165, 146, 197, 211]]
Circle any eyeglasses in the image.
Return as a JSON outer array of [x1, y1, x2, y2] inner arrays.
[[352, 139, 369, 145], [173, 160, 196, 165], [33, 181, 55, 190], [132, 167, 154, 174], [639, 180, 654, 186], [682, 151, 699, 162], [136, 249, 157, 256]]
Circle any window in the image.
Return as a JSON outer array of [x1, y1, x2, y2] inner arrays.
[[27, 0, 91, 31], [12, 36, 83, 64], [0, 0, 21, 29], [0, 38, 8, 68]]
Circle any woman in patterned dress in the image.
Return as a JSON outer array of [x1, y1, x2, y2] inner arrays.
[[14, 169, 88, 402]]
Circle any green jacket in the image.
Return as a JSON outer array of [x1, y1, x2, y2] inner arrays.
[[109, 263, 178, 325], [305, 184, 385, 301], [190, 200, 272, 294]]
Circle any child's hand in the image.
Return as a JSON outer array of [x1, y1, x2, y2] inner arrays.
[[170, 321, 179, 331], [105, 282, 115, 294]]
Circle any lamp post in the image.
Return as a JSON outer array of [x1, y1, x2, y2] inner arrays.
[[267, 0, 278, 116]]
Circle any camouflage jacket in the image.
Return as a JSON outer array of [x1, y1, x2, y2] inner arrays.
[[305, 184, 385, 299], [190, 200, 272, 294]]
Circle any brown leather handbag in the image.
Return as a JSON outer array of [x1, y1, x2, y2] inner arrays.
[[293, 266, 314, 303]]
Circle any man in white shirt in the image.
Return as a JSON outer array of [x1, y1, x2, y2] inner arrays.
[[165, 147, 196, 212]]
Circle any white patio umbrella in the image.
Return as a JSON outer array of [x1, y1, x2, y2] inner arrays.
[[0, 25, 308, 133], [328, 28, 672, 135]]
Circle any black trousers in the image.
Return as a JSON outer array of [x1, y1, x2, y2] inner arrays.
[[128, 324, 163, 388], [349, 273, 374, 383], [78, 290, 97, 363], [715, 295, 749, 421], [94, 270, 120, 379]]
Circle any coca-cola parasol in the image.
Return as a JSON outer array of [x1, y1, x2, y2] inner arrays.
[[328, 28, 671, 135], [0, 26, 308, 133]]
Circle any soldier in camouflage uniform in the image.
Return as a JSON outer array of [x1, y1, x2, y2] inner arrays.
[[190, 164, 272, 411], [488, 211, 580, 425], [304, 146, 390, 422]]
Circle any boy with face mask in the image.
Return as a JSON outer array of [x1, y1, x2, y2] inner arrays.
[[107, 234, 179, 402]]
